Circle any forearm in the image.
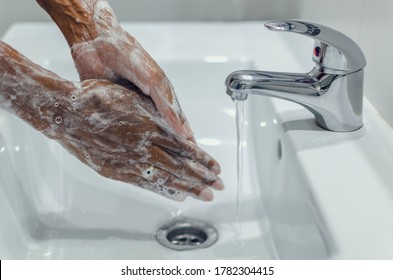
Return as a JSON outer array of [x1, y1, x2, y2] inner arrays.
[[0, 41, 77, 133], [36, 0, 120, 46]]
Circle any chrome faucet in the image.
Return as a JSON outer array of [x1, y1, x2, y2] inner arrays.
[[225, 20, 367, 132]]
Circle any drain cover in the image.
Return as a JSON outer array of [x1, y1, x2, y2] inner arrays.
[[156, 219, 218, 251]]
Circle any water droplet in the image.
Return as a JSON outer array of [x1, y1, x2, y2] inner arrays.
[[55, 116, 62, 124]]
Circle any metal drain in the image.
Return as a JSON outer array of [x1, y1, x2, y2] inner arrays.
[[155, 219, 218, 251]]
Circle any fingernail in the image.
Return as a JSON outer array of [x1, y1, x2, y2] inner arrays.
[[209, 161, 221, 174], [199, 188, 214, 201], [187, 135, 197, 143], [212, 178, 224, 190]]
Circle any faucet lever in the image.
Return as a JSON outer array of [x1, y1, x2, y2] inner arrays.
[[265, 20, 366, 72]]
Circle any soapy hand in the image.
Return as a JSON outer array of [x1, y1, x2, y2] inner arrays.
[[71, 28, 197, 141], [0, 0, 224, 201], [58, 80, 223, 201], [36, 0, 195, 141], [0, 41, 223, 201]]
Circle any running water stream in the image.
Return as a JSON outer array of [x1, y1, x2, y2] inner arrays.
[[235, 101, 245, 239]]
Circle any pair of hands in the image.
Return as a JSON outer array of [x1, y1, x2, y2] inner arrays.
[[0, 0, 223, 201]]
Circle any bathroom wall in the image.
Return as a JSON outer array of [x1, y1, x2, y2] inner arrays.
[[0, 0, 298, 36], [1, 0, 392, 128], [296, 0, 393, 129]]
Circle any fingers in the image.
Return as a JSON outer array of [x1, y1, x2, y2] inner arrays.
[[147, 79, 196, 142], [151, 133, 221, 175], [101, 167, 189, 202], [97, 35, 196, 141], [146, 145, 218, 185], [134, 53, 196, 142], [130, 163, 221, 201], [100, 161, 217, 202]]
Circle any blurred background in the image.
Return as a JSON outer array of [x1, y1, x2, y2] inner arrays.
[[0, 0, 299, 35], [1, 0, 393, 129]]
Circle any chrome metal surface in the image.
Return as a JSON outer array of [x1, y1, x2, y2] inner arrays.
[[265, 20, 366, 72], [226, 20, 366, 132], [155, 219, 218, 251]]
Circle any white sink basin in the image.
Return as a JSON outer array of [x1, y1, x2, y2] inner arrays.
[[1, 22, 393, 259]]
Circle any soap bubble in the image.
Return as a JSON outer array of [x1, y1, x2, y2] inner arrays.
[[55, 116, 62, 124], [145, 140, 152, 147], [157, 178, 165, 185], [167, 189, 176, 195], [142, 166, 154, 178]]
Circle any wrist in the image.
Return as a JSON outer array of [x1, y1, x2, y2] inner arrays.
[[36, 0, 120, 46]]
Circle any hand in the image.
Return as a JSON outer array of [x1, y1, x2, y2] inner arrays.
[[0, 41, 223, 201], [72, 28, 195, 141], [36, 0, 195, 141], [54, 80, 222, 201]]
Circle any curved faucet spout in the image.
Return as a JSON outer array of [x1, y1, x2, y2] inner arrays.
[[226, 68, 342, 98], [226, 67, 364, 132]]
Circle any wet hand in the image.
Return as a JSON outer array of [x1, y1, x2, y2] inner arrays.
[[0, 41, 223, 201], [54, 80, 223, 201], [37, 0, 195, 142], [71, 28, 195, 141]]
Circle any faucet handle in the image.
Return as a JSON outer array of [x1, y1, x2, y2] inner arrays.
[[265, 20, 366, 72]]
